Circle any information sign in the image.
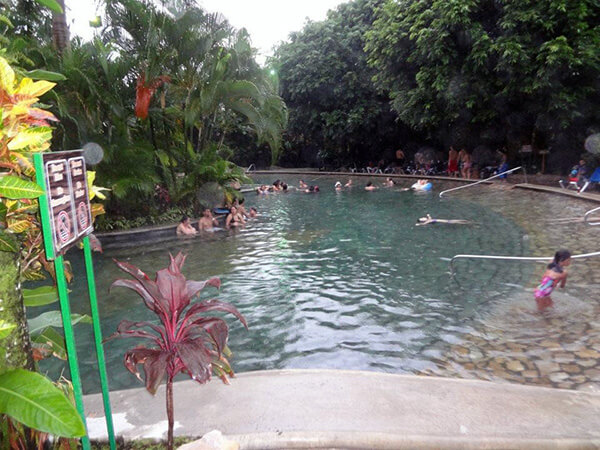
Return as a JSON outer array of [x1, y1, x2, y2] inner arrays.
[[41, 151, 93, 257]]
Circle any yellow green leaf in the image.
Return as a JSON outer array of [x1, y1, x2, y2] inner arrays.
[[0, 56, 15, 95], [7, 127, 52, 151], [7, 218, 31, 233], [15, 78, 56, 98], [0, 175, 44, 199], [0, 229, 18, 252]]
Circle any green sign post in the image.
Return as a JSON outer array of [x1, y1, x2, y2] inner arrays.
[[33, 151, 116, 450]]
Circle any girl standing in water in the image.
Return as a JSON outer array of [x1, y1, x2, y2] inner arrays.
[[534, 250, 571, 311]]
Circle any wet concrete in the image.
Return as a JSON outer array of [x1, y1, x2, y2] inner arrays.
[[85, 369, 600, 448]]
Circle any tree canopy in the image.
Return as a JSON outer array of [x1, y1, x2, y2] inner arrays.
[[274, 0, 408, 168], [365, 0, 600, 160]]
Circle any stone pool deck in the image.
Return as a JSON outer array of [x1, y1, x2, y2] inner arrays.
[[85, 369, 600, 449]]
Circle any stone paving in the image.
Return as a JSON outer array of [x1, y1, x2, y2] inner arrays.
[[419, 185, 600, 392]]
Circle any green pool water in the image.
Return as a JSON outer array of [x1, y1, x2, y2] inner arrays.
[[41, 175, 600, 393]]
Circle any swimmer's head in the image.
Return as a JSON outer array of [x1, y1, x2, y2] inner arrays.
[[335, 181, 342, 188], [366, 182, 373, 187], [180, 215, 190, 224], [314, 186, 320, 192], [553, 249, 572, 267]]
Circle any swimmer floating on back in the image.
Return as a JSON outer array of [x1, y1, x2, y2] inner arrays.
[[534, 249, 571, 311], [416, 214, 472, 226]]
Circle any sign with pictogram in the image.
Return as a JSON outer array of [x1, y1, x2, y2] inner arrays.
[[41, 151, 93, 257]]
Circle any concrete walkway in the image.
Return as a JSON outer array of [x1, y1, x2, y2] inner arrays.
[[514, 183, 600, 203], [84, 369, 600, 449]]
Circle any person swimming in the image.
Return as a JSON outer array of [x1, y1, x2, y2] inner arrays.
[[299, 179, 308, 189], [534, 250, 571, 311], [304, 185, 320, 193], [383, 177, 395, 187], [365, 181, 378, 191], [411, 179, 433, 191], [416, 214, 472, 226], [198, 208, 219, 231], [225, 206, 245, 229], [335, 181, 343, 191], [344, 179, 353, 188], [176, 215, 197, 236]]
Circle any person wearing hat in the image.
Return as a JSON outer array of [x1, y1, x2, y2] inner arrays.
[[335, 181, 343, 191]]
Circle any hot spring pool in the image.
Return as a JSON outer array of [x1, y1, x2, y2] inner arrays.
[[41, 175, 600, 393]]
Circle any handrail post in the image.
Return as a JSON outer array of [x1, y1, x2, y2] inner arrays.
[[584, 206, 600, 226], [439, 166, 522, 198], [450, 251, 600, 277]]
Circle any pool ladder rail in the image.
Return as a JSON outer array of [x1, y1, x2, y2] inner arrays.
[[246, 163, 256, 173], [439, 166, 525, 198], [449, 251, 600, 277], [584, 205, 600, 226]]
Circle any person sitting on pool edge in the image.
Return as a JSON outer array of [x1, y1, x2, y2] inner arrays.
[[198, 208, 219, 231], [365, 182, 378, 191], [225, 205, 245, 229], [416, 214, 472, 226], [176, 215, 197, 236]]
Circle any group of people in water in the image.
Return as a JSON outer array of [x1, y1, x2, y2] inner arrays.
[[176, 199, 258, 236], [182, 174, 572, 313]]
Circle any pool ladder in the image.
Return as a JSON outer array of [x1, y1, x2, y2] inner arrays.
[[246, 163, 256, 173], [449, 251, 600, 277], [439, 166, 525, 198], [584, 205, 600, 226]]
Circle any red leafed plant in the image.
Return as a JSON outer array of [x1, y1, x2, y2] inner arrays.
[[135, 72, 170, 119], [107, 252, 247, 450]]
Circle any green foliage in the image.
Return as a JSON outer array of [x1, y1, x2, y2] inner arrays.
[[0, 369, 85, 438], [273, 0, 402, 167], [22, 285, 58, 307], [95, 205, 195, 231], [0, 175, 45, 199], [365, 0, 600, 155]]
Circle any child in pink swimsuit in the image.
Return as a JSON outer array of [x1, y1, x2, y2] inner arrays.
[[534, 250, 571, 311]]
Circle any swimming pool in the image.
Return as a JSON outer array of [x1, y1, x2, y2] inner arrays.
[[43, 175, 600, 393]]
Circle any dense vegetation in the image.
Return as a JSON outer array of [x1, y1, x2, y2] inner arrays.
[[3, 0, 287, 225], [273, 0, 600, 171]]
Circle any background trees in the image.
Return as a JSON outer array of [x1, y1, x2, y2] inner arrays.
[[273, 0, 600, 171], [274, 0, 409, 168], [365, 0, 600, 167]]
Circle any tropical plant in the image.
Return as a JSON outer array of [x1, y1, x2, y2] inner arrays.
[[108, 252, 247, 450], [0, 320, 86, 446]]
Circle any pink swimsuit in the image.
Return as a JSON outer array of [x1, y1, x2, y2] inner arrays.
[[534, 276, 556, 298]]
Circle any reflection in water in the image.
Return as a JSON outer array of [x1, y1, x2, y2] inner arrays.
[[41, 176, 599, 393]]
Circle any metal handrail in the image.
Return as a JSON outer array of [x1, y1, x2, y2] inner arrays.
[[439, 166, 523, 198], [584, 206, 600, 226], [246, 163, 256, 173], [450, 251, 600, 276]]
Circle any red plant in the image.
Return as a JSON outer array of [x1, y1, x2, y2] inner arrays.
[[135, 72, 170, 119], [108, 252, 247, 450]]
